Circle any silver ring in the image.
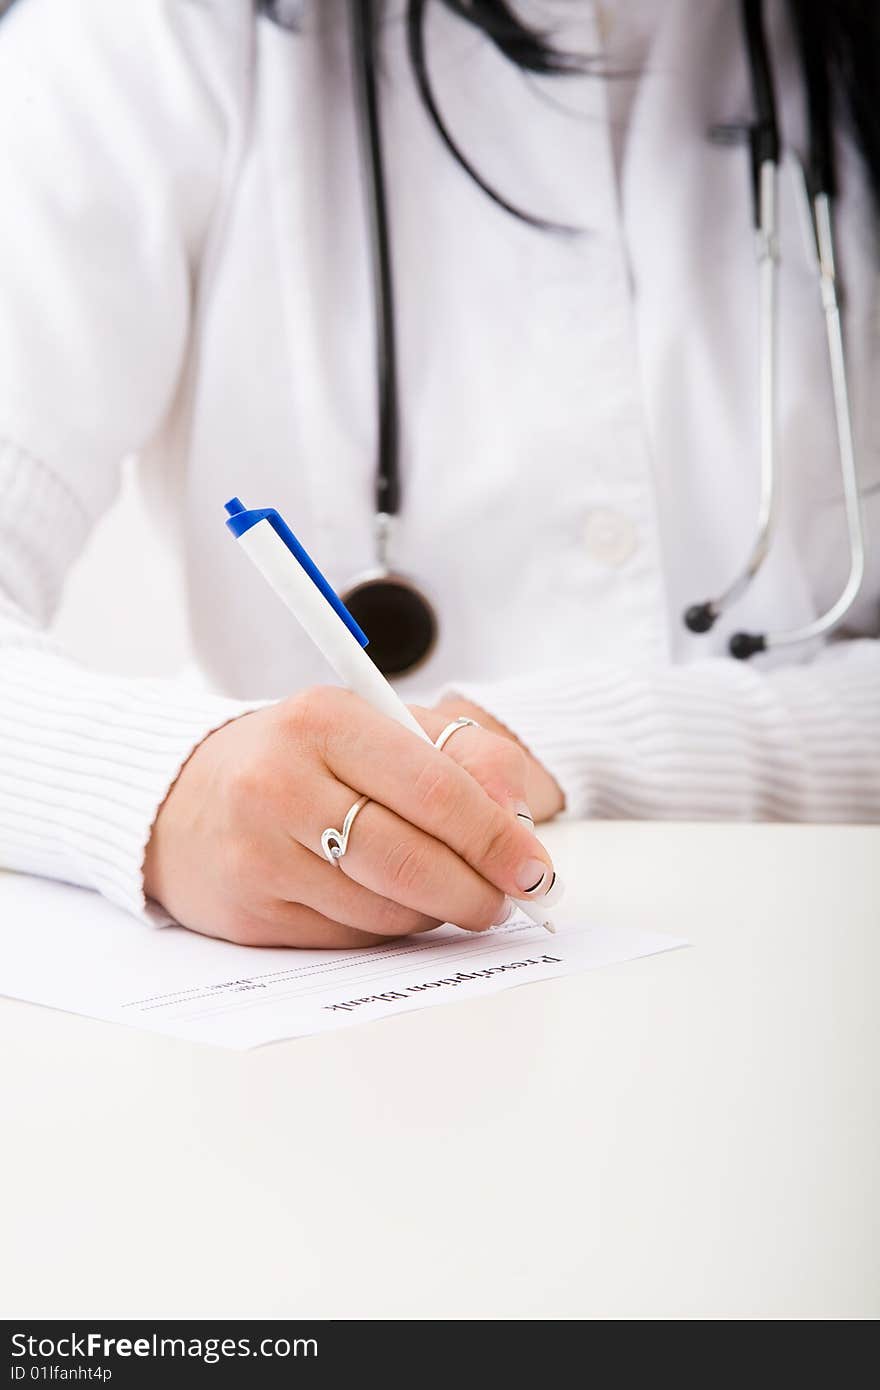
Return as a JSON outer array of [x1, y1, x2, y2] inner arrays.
[[321, 794, 370, 867], [434, 716, 480, 752]]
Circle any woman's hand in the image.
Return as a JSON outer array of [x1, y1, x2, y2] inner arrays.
[[143, 687, 557, 948]]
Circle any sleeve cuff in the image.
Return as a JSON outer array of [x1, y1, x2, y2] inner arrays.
[[0, 645, 267, 923], [442, 647, 880, 824]]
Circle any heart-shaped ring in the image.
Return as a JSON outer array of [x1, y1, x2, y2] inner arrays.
[[321, 794, 370, 866]]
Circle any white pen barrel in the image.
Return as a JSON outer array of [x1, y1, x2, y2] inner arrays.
[[238, 519, 428, 741]]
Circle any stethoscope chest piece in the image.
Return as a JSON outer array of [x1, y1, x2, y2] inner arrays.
[[340, 513, 437, 677], [341, 569, 437, 677]]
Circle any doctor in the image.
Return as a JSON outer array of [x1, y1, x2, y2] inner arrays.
[[0, 0, 877, 948]]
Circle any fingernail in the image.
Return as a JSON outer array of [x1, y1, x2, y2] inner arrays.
[[512, 800, 535, 826], [540, 871, 566, 908], [492, 899, 517, 926], [515, 860, 552, 895]]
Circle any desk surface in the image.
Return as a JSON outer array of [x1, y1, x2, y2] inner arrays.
[[1, 822, 877, 1320]]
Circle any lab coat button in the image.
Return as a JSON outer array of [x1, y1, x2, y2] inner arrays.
[[583, 509, 637, 566]]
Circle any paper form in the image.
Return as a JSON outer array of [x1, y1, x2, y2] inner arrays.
[[0, 871, 686, 1049]]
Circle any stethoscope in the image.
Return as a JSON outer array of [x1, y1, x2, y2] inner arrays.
[[339, 0, 440, 677], [684, 0, 867, 658], [342, 0, 868, 676]]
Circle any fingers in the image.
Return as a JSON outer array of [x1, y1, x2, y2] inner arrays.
[[415, 712, 565, 907], [280, 846, 443, 939], [334, 798, 507, 931], [212, 902, 413, 951], [314, 691, 555, 901], [408, 707, 533, 821], [283, 774, 506, 932], [197, 837, 442, 946]]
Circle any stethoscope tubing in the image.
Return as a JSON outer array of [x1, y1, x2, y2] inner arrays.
[[756, 188, 866, 651], [687, 0, 869, 659], [711, 156, 780, 618], [350, 0, 401, 520]]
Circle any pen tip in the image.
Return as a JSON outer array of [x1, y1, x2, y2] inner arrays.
[[543, 920, 556, 935]]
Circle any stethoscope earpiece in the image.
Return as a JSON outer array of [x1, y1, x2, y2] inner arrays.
[[683, 603, 718, 635], [728, 631, 766, 661]]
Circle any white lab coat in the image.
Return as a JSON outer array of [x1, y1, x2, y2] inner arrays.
[[0, 0, 877, 918]]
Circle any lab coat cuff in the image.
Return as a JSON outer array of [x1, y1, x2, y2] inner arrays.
[[0, 642, 269, 926]]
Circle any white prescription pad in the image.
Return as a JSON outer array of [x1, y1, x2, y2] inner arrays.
[[0, 871, 686, 1049]]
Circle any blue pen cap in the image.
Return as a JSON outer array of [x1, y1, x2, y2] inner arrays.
[[224, 497, 369, 648]]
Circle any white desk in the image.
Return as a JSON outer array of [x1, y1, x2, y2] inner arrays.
[[1, 822, 877, 1320]]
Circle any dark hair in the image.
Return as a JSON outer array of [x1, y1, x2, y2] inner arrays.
[[1, 0, 877, 213], [260, 0, 880, 219], [401, 0, 582, 226], [792, 0, 880, 209]]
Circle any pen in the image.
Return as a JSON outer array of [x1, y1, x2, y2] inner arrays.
[[224, 497, 560, 933]]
